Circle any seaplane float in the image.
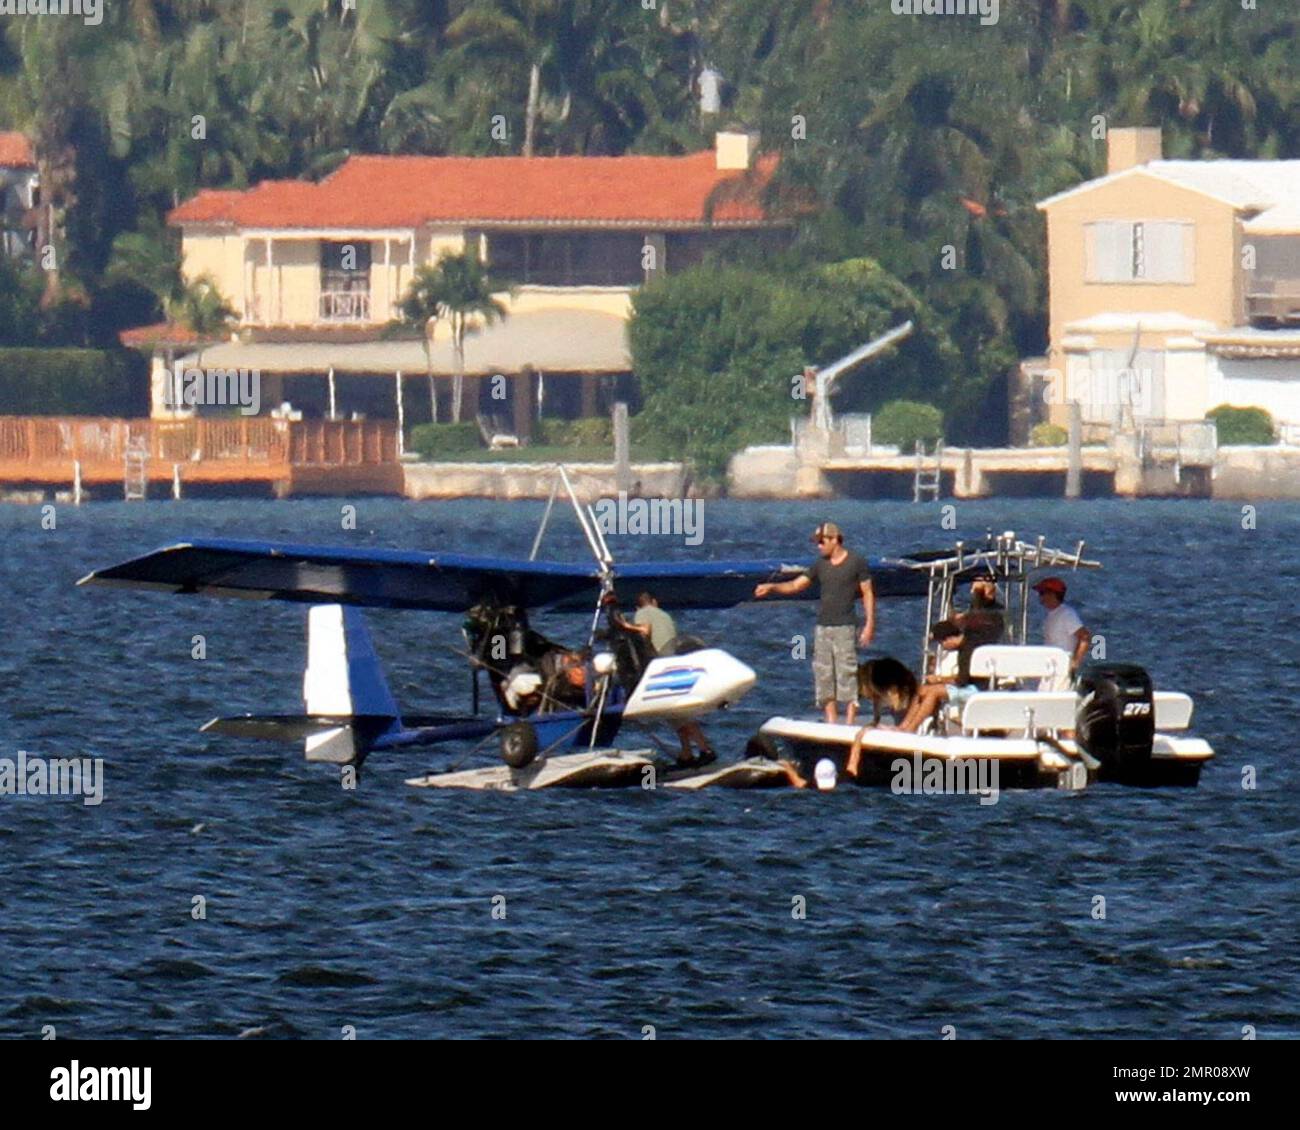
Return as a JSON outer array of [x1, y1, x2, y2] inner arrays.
[[756, 534, 1215, 790], [78, 470, 923, 790]]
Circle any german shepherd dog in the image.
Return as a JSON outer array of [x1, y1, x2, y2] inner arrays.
[[857, 657, 919, 725]]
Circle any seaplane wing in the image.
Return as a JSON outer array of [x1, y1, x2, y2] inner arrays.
[[78, 538, 929, 611]]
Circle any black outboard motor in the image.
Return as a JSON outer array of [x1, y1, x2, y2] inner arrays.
[[1075, 663, 1155, 776]]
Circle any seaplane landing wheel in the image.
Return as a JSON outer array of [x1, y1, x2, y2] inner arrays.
[[500, 722, 539, 769]]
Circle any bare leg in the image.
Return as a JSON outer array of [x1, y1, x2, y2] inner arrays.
[[779, 759, 809, 788], [845, 724, 870, 778], [897, 683, 948, 733], [680, 721, 712, 755], [823, 700, 839, 724], [845, 700, 859, 724], [674, 725, 694, 762]]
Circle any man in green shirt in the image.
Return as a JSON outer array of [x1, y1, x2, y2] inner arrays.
[[612, 591, 715, 767], [631, 592, 677, 654]]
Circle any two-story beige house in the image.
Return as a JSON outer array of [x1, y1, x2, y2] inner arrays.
[[1037, 127, 1300, 436], [133, 132, 788, 438]]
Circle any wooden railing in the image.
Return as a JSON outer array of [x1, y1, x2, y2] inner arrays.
[[288, 419, 397, 465], [0, 416, 397, 473]]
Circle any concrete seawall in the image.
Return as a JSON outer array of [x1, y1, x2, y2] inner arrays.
[[731, 443, 1300, 499], [1212, 446, 1300, 499], [404, 461, 690, 503]]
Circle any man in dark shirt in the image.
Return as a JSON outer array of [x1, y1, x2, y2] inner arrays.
[[754, 521, 875, 723]]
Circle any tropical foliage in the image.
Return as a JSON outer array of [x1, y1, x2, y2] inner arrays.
[[0, 1, 1295, 458], [873, 400, 945, 454], [1206, 404, 1276, 446], [394, 251, 508, 422]]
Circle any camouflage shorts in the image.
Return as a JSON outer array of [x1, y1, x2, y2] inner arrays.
[[813, 624, 858, 705]]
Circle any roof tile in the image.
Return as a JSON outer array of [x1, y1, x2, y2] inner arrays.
[[169, 151, 782, 229], [0, 132, 36, 168]]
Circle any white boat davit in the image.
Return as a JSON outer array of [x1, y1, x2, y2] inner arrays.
[[757, 533, 1214, 790]]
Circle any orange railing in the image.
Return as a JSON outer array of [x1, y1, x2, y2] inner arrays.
[[0, 416, 397, 473], [287, 419, 398, 465]]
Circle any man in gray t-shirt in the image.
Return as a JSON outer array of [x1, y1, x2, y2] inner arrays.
[[754, 521, 875, 723]]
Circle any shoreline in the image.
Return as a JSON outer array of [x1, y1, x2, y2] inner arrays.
[[4, 446, 1300, 503]]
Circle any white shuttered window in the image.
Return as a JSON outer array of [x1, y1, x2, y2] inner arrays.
[[1084, 221, 1193, 283]]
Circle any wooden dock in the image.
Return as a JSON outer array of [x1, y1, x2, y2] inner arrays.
[[0, 416, 403, 498]]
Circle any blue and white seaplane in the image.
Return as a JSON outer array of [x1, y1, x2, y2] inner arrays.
[[78, 472, 927, 789]]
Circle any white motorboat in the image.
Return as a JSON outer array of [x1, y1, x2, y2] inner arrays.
[[756, 534, 1214, 790]]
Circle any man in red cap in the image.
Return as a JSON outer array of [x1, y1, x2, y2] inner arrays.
[[1033, 576, 1091, 686], [753, 521, 875, 723]]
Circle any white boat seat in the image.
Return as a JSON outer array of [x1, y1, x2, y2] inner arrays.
[[969, 645, 1072, 684], [1153, 692, 1193, 730], [959, 690, 1194, 733], [961, 692, 1076, 733]]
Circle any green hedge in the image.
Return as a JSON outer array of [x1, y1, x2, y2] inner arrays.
[[1030, 422, 1068, 447], [1206, 404, 1275, 446], [873, 399, 944, 454], [536, 417, 613, 447], [408, 421, 483, 458], [0, 348, 147, 416]]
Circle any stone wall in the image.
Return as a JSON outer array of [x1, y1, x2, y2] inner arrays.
[[404, 461, 689, 503], [728, 445, 803, 498], [1212, 445, 1300, 499]]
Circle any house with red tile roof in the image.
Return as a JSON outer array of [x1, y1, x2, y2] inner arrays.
[[0, 131, 38, 260], [138, 132, 791, 435]]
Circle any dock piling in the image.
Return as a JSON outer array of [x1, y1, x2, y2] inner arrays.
[[1065, 401, 1082, 499]]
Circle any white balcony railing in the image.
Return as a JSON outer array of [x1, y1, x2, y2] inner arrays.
[[319, 290, 372, 323], [1246, 279, 1300, 325]]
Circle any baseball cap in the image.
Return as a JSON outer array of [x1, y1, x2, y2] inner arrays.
[[812, 521, 842, 543], [814, 758, 838, 791], [1032, 576, 1067, 597]]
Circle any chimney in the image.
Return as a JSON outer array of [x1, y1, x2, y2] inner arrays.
[[1107, 127, 1163, 175], [715, 130, 759, 171]]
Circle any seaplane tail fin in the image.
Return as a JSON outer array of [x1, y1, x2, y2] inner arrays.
[[299, 604, 401, 764]]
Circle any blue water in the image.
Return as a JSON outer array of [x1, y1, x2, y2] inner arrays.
[[1, 498, 1297, 1038]]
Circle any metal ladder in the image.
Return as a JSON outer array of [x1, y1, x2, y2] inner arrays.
[[913, 440, 943, 502], [124, 437, 148, 501]]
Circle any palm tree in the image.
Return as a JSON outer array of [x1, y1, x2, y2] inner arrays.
[[446, 0, 562, 157], [396, 264, 448, 423], [434, 251, 509, 423], [165, 275, 236, 366]]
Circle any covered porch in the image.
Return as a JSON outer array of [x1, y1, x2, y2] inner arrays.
[[160, 307, 633, 444]]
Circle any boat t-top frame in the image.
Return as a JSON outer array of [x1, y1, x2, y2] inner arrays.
[[911, 532, 1101, 676]]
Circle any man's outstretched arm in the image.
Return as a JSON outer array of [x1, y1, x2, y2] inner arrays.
[[754, 574, 813, 599]]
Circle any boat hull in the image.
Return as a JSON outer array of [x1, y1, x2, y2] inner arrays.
[[760, 718, 1211, 789]]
